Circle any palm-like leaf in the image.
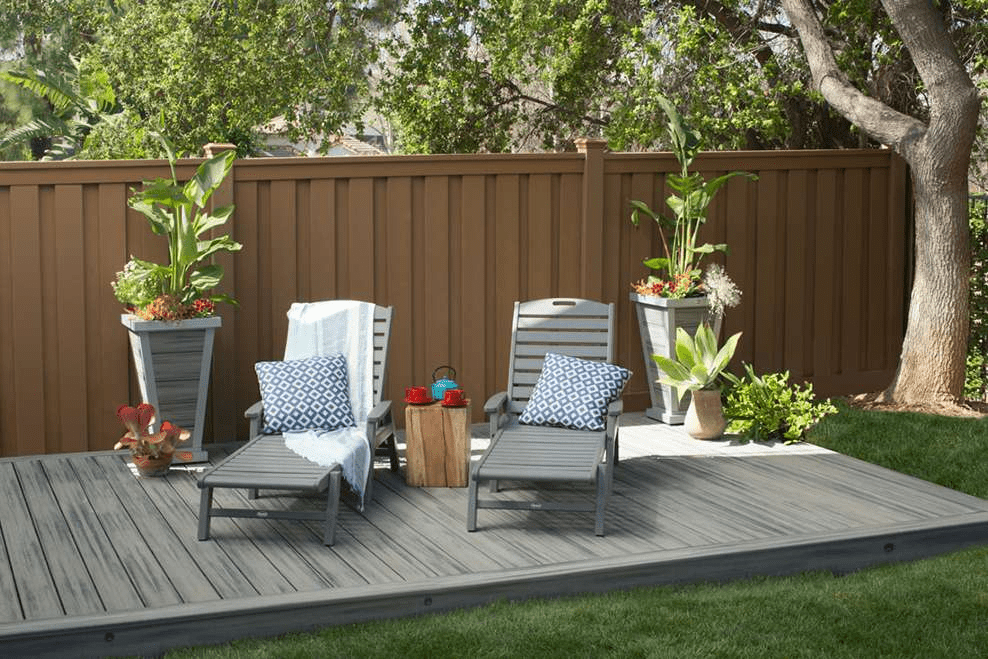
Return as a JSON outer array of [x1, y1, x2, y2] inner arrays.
[[652, 324, 742, 402]]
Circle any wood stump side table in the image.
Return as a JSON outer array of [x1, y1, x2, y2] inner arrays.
[[404, 401, 471, 487]]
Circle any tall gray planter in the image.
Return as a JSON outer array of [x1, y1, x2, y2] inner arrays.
[[121, 314, 221, 462], [630, 293, 720, 424]]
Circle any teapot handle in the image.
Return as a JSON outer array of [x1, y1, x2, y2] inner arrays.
[[432, 365, 456, 381]]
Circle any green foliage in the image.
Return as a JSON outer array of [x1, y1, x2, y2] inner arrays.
[[0, 56, 121, 159], [652, 323, 741, 403], [115, 133, 241, 316], [85, 0, 399, 156], [111, 257, 166, 309], [723, 365, 838, 443], [967, 195, 988, 400], [630, 95, 755, 289]]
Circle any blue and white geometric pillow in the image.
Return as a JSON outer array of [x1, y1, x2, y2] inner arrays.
[[254, 353, 356, 434], [519, 352, 632, 431]]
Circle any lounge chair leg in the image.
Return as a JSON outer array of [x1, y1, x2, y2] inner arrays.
[[197, 487, 214, 541], [387, 435, 400, 472], [324, 469, 342, 546], [489, 479, 499, 493], [247, 488, 259, 500], [466, 476, 479, 531], [594, 464, 608, 536]]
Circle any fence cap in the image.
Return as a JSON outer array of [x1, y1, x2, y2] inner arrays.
[[203, 143, 237, 157]]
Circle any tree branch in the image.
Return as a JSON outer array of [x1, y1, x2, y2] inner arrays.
[[780, 0, 925, 150]]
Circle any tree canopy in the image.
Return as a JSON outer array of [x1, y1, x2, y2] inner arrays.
[[0, 0, 984, 174], [376, 0, 985, 168], [1, 0, 399, 158]]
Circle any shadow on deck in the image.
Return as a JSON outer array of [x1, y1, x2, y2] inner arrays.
[[2, 413, 987, 657]]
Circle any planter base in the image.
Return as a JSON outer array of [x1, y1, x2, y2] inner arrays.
[[645, 406, 687, 425]]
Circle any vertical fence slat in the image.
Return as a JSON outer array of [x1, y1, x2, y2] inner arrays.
[[785, 170, 810, 381], [385, 176, 413, 395], [725, 174, 755, 366], [459, 175, 487, 406], [754, 170, 781, 372], [423, 176, 451, 375], [92, 183, 130, 451], [348, 178, 376, 302], [53, 185, 88, 452], [842, 169, 866, 377], [494, 174, 521, 390], [867, 167, 890, 372], [10, 186, 46, 455], [0, 187, 13, 456], [233, 181, 260, 428], [527, 174, 553, 300], [268, 180, 298, 352], [814, 170, 840, 387]]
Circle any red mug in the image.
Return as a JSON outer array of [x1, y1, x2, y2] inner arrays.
[[442, 388, 466, 406], [405, 386, 429, 403]]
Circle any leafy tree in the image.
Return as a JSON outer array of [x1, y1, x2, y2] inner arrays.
[[782, 0, 982, 407], [0, 56, 122, 159], [376, 0, 985, 156], [85, 0, 399, 156], [0, 1, 113, 158]]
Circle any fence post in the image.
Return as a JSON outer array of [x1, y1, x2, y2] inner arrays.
[[576, 138, 608, 300]]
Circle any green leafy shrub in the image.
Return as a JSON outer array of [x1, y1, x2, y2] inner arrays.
[[967, 195, 988, 400], [723, 365, 838, 444]]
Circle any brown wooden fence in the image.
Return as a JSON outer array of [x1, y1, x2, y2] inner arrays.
[[0, 144, 910, 457]]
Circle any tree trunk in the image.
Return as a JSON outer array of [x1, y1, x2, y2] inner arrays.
[[887, 163, 971, 404], [781, 0, 981, 406]]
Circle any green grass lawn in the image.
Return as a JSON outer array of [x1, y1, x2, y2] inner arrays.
[[167, 402, 988, 659]]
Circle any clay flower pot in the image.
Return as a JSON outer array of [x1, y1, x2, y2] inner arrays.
[[132, 452, 174, 477], [684, 389, 727, 440]]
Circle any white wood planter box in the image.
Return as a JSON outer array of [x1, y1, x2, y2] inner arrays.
[[121, 314, 221, 462], [630, 293, 718, 424]]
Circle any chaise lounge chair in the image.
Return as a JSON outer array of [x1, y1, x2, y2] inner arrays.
[[467, 298, 630, 536], [197, 301, 397, 545]]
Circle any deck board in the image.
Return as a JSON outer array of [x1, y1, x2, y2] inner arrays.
[[2, 414, 988, 658]]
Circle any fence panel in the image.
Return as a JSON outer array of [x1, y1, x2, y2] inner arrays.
[[0, 148, 909, 456]]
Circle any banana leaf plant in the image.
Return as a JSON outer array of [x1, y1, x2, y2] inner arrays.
[[631, 95, 757, 297], [113, 133, 242, 319]]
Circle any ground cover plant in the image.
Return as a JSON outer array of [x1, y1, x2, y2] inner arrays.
[[164, 402, 988, 658]]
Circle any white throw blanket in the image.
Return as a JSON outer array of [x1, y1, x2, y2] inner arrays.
[[281, 300, 374, 507]]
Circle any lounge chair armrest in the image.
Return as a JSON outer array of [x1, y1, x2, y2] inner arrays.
[[245, 400, 264, 441], [606, 399, 623, 417], [484, 391, 508, 416], [245, 400, 263, 420], [367, 400, 392, 426]]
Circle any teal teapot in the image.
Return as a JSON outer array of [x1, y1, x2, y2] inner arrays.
[[431, 366, 459, 402]]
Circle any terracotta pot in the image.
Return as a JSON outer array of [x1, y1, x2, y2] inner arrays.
[[133, 452, 174, 477], [684, 389, 727, 440]]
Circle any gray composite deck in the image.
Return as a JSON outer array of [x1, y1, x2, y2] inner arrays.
[[2, 414, 988, 658]]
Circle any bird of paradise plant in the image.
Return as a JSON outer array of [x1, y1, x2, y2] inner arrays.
[[631, 94, 756, 298]]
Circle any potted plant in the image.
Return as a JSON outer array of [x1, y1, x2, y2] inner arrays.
[[652, 323, 742, 440], [630, 95, 753, 423], [115, 403, 192, 477], [112, 134, 241, 462]]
